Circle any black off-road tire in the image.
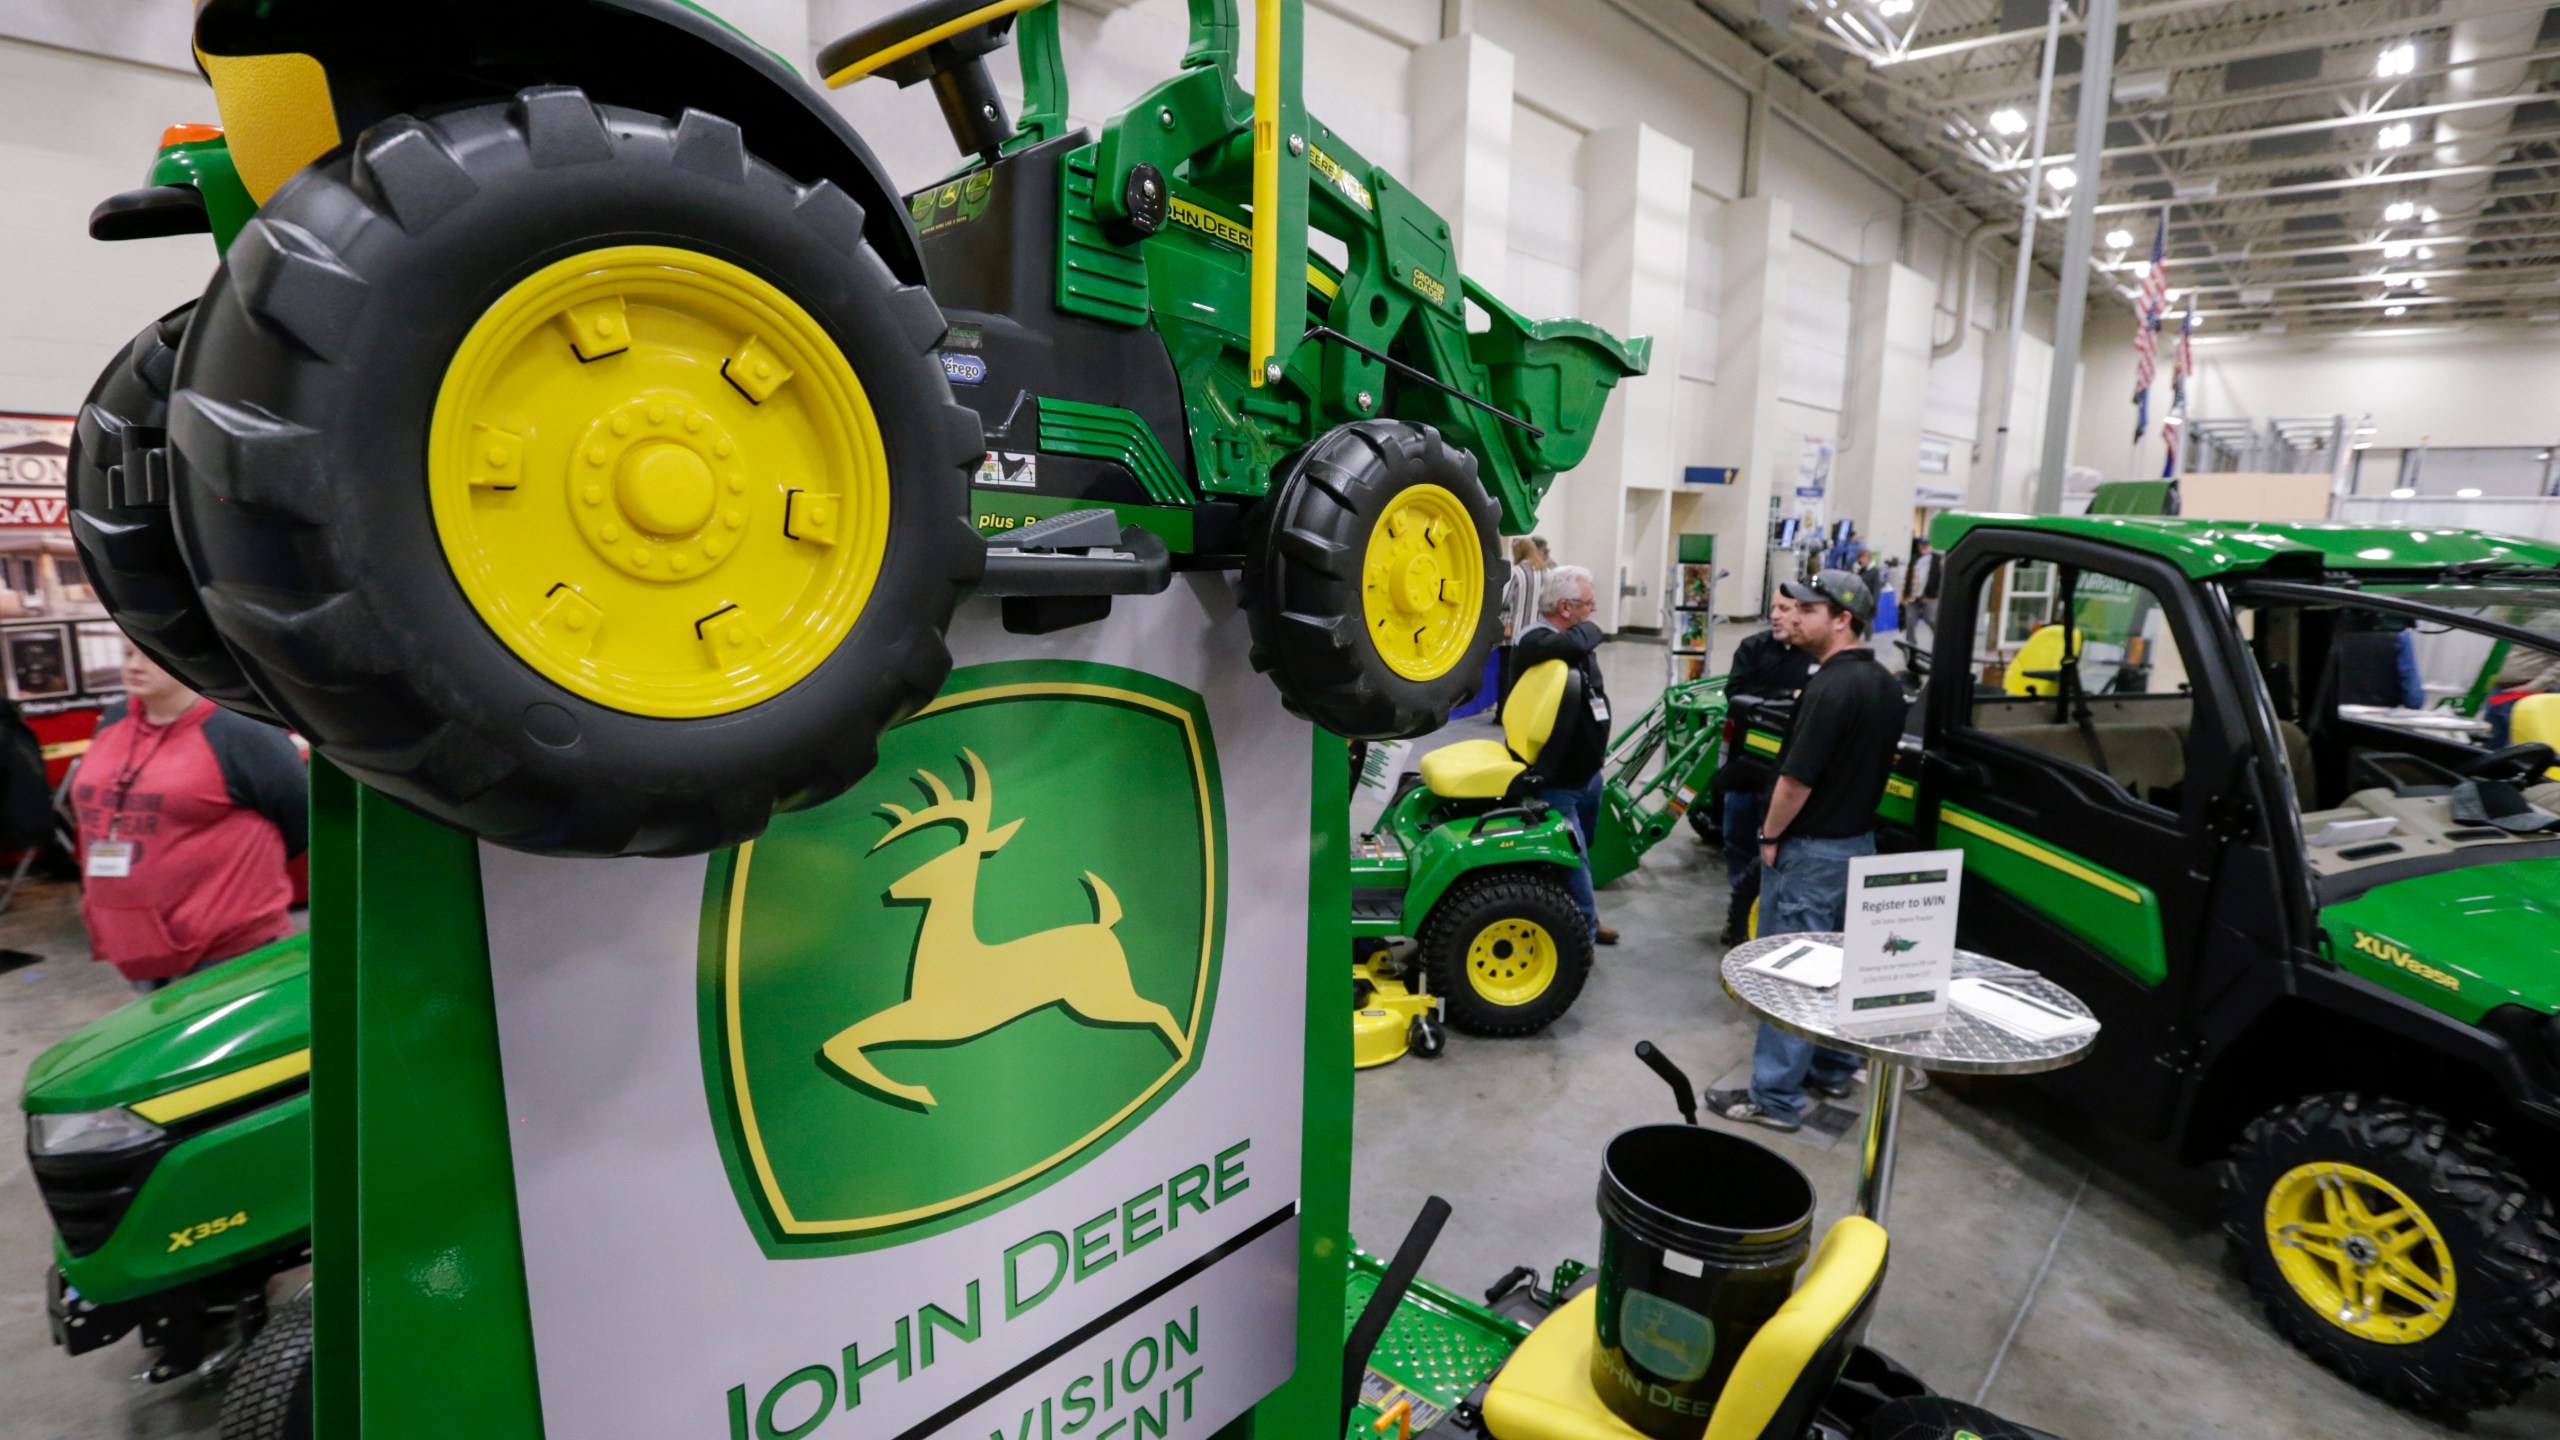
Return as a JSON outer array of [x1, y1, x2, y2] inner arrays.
[[1243, 420, 1504, 739], [1418, 869, 1591, 1037], [219, 1295, 313, 1440], [166, 89, 983, 856], [2218, 1092, 2560, 1414], [66, 302, 278, 721]]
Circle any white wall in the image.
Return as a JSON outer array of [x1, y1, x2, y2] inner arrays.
[[0, 39, 216, 415]]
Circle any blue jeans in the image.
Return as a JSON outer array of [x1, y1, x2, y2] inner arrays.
[[1748, 832, 1872, 1122], [1722, 787, 1768, 891], [1536, 774, 1604, 939]]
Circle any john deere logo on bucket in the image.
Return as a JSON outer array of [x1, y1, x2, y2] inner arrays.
[[700, 660, 1226, 1257]]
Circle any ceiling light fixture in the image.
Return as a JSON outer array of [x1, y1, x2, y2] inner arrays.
[[2381, 272, 2410, 287], [2410, 276, 2427, 291], [2416, 245, 2434, 260], [2385, 304, 2409, 316], [2105, 228, 2133, 249], [2422, 206, 2440, 223], [2384, 201, 2417, 223], [2382, 239, 2413, 259], [1989, 108, 2028, 136], [2377, 42, 2417, 78], [2377, 121, 2412, 150], [2458, 487, 2484, 498], [2046, 166, 2076, 190], [2390, 486, 2415, 496], [1878, 0, 1914, 14]]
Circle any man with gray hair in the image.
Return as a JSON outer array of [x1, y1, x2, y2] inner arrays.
[[1514, 563, 1616, 947]]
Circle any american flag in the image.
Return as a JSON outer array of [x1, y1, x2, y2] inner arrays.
[[2132, 210, 2168, 440], [2163, 294, 2196, 478]]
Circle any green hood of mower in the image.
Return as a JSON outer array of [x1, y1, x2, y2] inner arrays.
[[2323, 859, 2560, 1024], [20, 935, 310, 1115]]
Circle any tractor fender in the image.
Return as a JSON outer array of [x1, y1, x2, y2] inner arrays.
[[1402, 809, 1583, 924], [191, 0, 925, 285]]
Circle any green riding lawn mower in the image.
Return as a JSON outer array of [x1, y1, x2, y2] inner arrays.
[[71, 0, 1645, 860], [20, 936, 315, 1438], [1349, 671, 1730, 1061]]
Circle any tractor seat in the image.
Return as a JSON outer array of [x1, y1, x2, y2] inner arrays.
[[1481, 1217, 1889, 1440], [1421, 660, 1574, 800]]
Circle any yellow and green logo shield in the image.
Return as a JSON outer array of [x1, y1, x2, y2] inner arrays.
[[700, 660, 1226, 1257]]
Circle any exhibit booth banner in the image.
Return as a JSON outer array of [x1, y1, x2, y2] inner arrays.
[[322, 580, 1330, 1440]]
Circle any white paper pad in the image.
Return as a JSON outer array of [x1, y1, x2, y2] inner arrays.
[[1744, 939, 1844, 989]]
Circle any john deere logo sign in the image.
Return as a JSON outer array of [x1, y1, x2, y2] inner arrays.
[[701, 661, 1226, 1257]]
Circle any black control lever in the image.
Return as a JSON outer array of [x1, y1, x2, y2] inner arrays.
[[1342, 1196, 1453, 1432], [1635, 1040, 1698, 1126]]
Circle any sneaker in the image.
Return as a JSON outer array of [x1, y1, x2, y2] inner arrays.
[[1805, 1075, 1858, 1101], [1850, 1066, 1931, 1093], [1702, 1088, 1801, 1133]]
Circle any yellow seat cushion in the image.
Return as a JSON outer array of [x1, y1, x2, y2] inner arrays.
[[2513, 693, 2560, 782], [2003, 624, 2080, 697], [1422, 740, 1528, 800], [1480, 1218, 1889, 1440], [1418, 660, 1570, 800], [1480, 1291, 1646, 1440]]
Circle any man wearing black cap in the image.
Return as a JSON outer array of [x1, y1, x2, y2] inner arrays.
[[1705, 568, 1908, 1132]]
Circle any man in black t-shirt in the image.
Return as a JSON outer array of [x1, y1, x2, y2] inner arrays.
[[1706, 569, 1908, 1132], [1703, 596, 1817, 942]]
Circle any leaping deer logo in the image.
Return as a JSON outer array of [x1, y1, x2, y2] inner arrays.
[[818, 749, 1191, 1109]]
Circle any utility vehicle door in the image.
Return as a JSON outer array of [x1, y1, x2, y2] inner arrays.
[[1916, 530, 2287, 1130]]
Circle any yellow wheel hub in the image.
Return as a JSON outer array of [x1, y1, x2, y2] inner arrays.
[[2264, 1161, 2457, 1344], [428, 245, 890, 718], [1466, 917, 1559, 1007], [1362, 483, 1484, 683]]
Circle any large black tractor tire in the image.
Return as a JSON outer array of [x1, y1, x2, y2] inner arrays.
[[219, 1295, 312, 1440], [1418, 869, 1591, 1037], [166, 89, 984, 856], [67, 302, 278, 721], [2218, 1092, 2560, 1414], [1244, 420, 1504, 739]]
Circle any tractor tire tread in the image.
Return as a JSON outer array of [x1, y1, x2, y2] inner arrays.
[[1243, 421, 1504, 741], [1417, 869, 1591, 1037], [166, 88, 981, 855], [65, 301, 278, 720], [2217, 1091, 2560, 1415], [218, 1294, 313, 1440]]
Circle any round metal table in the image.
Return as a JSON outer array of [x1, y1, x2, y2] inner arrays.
[[1719, 932, 2097, 1223]]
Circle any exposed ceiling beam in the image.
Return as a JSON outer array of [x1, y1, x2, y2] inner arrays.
[[1938, 41, 2560, 119], [1984, 91, 2549, 172]]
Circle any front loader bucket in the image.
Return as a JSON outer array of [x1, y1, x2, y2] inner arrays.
[[1461, 276, 1649, 484]]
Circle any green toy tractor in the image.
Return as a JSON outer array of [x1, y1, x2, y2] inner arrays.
[[19, 935, 315, 1437], [1351, 671, 1727, 1045], [71, 0, 1647, 858]]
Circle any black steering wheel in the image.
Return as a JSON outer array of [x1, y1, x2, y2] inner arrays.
[[2461, 741, 2558, 785]]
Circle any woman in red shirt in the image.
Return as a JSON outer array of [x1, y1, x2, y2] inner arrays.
[[75, 647, 306, 991]]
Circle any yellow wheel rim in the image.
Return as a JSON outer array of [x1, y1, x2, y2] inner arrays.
[[428, 245, 891, 718], [2264, 1161, 2457, 1344], [1361, 483, 1484, 683], [1466, 917, 1558, 1007]]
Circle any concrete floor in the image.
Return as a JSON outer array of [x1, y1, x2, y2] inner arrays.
[[1351, 638, 2560, 1440], [2, 636, 2556, 1438]]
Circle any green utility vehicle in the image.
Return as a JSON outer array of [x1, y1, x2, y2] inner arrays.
[[1350, 669, 1729, 1040], [71, 0, 1645, 860], [20, 936, 315, 1433], [1747, 513, 2560, 1415]]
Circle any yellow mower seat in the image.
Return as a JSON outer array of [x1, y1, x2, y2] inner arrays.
[[1421, 660, 1570, 800], [2003, 623, 2082, 697], [2513, 693, 2560, 781], [1481, 1217, 1889, 1440]]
